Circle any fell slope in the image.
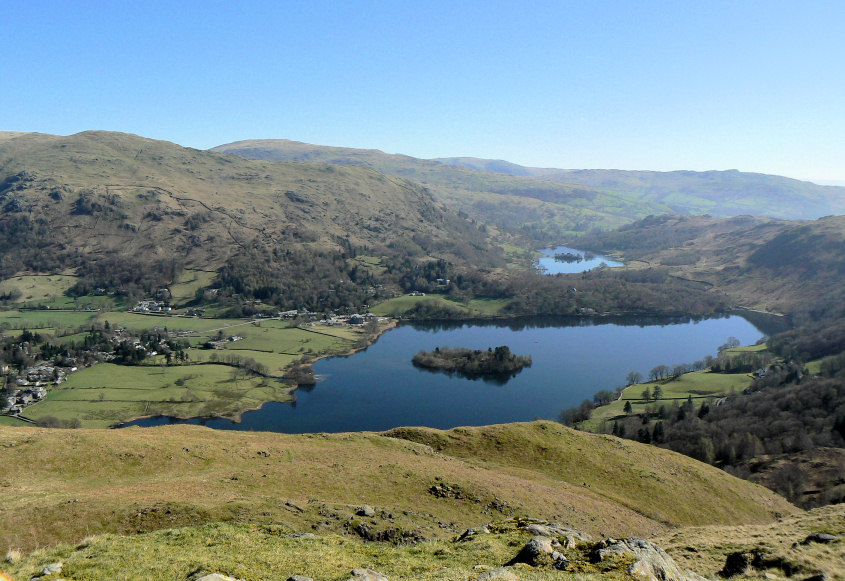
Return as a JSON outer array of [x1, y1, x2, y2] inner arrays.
[[0, 421, 793, 553], [438, 158, 845, 220], [0, 131, 493, 275], [212, 139, 671, 237], [577, 214, 845, 313]]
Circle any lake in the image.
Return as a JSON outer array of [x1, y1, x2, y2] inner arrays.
[[536, 246, 623, 274], [123, 313, 770, 433]]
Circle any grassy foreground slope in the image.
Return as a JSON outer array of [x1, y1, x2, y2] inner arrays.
[[0, 422, 793, 554]]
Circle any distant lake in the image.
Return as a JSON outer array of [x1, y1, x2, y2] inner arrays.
[[123, 314, 770, 433], [536, 246, 623, 274]]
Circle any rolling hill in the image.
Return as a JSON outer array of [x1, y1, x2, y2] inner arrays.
[[212, 139, 672, 239], [437, 158, 845, 220], [213, 140, 845, 227], [0, 131, 501, 305], [574, 213, 845, 313], [0, 421, 794, 554]]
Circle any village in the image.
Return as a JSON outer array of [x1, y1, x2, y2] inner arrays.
[[1, 294, 386, 421]]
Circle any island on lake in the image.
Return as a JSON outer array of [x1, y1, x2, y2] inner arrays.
[[412, 345, 532, 378]]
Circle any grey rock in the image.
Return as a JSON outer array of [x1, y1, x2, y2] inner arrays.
[[802, 532, 837, 544], [287, 576, 314, 581], [473, 568, 519, 580], [458, 525, 491, 541], [347, 568, 388, 581], [285, 533, 317, 539], [523, 523, 591, 548], [42, 562, 63, 575], [506, 535, 554, 566], [551, 550, 570, 570], [196, 575, 244, 581], [357, 505, 376, 518], [598, 538, 707, 581]]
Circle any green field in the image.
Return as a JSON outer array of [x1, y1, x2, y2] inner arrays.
[[370, 294, 512, 317], [0, 309, 98, 330], [0, 274, 78, 303], [24, 362, 293, 428], [584, 368, 754, 430], [3, 311, 366, 427], [168, 269, 217, 304]]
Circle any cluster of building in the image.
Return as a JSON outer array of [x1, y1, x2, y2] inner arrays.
[[2, 362, 79, 416], [132, 300, 171, 313]]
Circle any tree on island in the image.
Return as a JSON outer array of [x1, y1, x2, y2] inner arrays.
[[412, 345, 532, 378]]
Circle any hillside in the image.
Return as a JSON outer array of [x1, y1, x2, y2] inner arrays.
[[437, 158, 845, 220], [212, 139, 672, 239], [0, 131, 499, 306], [0, 421, 793, 553], [575, 213, 845, 313]]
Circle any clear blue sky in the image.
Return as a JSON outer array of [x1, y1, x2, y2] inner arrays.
[[3, 1, 844, 182]]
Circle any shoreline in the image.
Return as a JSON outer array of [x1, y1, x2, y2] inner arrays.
[[113, 318, 399, 428]]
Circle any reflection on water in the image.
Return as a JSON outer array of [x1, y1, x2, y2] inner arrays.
[[121, 313, 770, 433]]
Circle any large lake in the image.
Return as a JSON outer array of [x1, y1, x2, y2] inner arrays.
[[124, 314, 775, 433]]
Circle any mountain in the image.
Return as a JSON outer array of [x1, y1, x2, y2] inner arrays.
[[575, 213, 845, 314], [437, 159, 845, 220], [0, 131, 499, 304], [212, 139, 672, 239]]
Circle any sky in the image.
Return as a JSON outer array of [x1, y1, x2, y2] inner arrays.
[[2, 1, 844, 182]]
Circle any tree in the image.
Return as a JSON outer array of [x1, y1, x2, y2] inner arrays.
[[626, 371, 643, 385], [642, 386, 652, 402], [593, 389, 614, 406], [623, 400, 633, 414], [652, 384, 663, 400]]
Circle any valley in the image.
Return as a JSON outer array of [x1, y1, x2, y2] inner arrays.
[[1, 130, 843, 580]]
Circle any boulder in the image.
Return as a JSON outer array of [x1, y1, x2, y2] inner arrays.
[[506, 535, 554, 566], [802, 532, 837, 545], [347, 568, 388, 581], [523, 523, 591, 548], [195, 575, 244, 581], [473, 568, 520, 580], [287, 576, 314, 581], [458, 525, 490, 541], [720, 551, 752, 577], [41, 562, 63, 576], [357, 505, 376, 518], [597, 538, 707, 581]]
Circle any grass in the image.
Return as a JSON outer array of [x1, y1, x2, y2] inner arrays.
[[24, 363, 292, 428], [583, 369, 755, 430], [0, 274, 78, 304], [0, 421, 794, 556], [0, 309, 97, 330], [655, 504, 844, 580], [0, 520, 640, 581], [168, 269, 217, 305], [370, 294, 513, 317]]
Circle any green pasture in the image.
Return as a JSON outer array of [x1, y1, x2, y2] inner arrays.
[[0, 309, 97, 330], [0, 274, 78, 303], [585, 368, 754, 429], [169, 269, 217, 304], [98, 312, 246, 332], [25, 363, 293, 428], [0, 415, 31, 427], [370, 294, 511, 317]]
